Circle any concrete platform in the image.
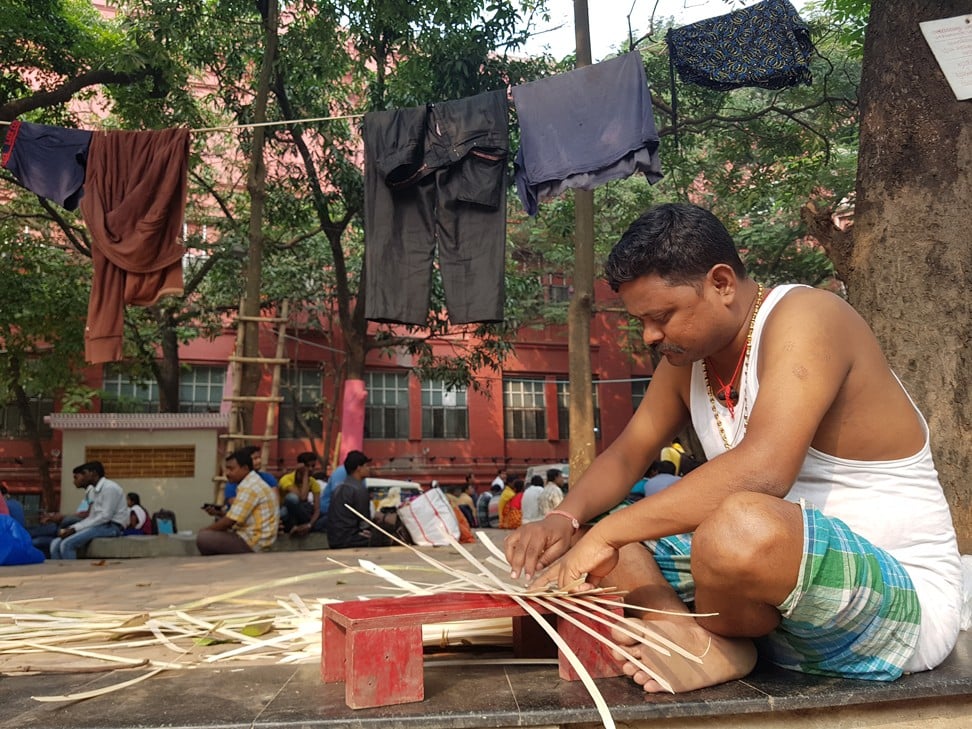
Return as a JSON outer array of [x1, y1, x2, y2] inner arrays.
[[77, 531, 330, 558], [2, 543, 970, 729]]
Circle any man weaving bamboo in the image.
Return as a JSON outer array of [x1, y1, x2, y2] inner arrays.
[[505, 203, 962, 692]]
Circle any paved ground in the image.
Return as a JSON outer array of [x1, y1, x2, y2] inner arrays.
[[3, 536, 972, 729], [0, 533, 517, 674]]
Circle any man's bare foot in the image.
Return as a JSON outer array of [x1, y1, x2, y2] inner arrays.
[[610, 617, 757, 693]]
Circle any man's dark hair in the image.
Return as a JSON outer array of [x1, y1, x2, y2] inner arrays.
[[75, 461, 105, 479], [531, 475, 545, 487], [227, 448, 254, 470], [605, 203, 747, 292], [658, 460, 678, 475], [243, 445, 261, 457], [344, 450, 371, 473], [512, 478, 525, 493], [546, 468, 562, 483], [127, 492, 141, 505], [296, 451, 318, 466]]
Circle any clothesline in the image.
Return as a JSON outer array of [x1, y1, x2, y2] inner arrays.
[[192, 112, 364, 133], [0, 113, 365, 134]]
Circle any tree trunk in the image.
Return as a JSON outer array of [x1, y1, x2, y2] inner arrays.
[[567, 0, 597, 481], [238, 0, 280, 429], [852, 1, 972, 551], [156, 311, 181, 413], [7, 356, 55, 509]]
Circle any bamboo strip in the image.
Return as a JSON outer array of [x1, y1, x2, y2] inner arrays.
[[32, 668, 167, 703]]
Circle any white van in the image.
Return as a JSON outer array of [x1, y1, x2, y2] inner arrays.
[[365, 478, 423, 513], [524, 463, 569, 486]]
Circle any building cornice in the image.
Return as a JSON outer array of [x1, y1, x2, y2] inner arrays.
[[46, 413, 228, 431]]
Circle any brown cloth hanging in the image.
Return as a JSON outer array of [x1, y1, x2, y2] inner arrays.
[[80, 128, 190, 364]]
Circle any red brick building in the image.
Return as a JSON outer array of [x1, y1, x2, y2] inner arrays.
[[0, 276, 653, 513]]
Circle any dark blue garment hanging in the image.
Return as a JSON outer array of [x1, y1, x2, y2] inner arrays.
[[512, 52, 663, 216], [1, 121, 92, 210]]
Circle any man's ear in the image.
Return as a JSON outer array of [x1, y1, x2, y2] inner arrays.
[[707, 264, 738, 300]]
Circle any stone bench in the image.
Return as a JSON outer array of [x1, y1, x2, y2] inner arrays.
[[79, 531, 329, 559]]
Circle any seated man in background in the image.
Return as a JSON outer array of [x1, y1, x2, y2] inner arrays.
[[477, 480, 500, 529], [205, 445, 278, 518], [277, 451, 321, 536], [537, 468, 566, 518], [326, 450, 374, 549], [629, 460, 680, 500], [29, 469, 93, 557], [197, 448, 278, 555], [49, 462, 128, 560]]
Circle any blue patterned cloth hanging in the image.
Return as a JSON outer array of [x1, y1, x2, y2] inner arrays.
[[666, 0, 814, 91]]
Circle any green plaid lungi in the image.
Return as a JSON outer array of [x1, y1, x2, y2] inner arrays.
[[649, 503, 922, 680]]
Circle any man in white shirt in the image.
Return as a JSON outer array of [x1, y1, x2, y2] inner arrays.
[[520, 475, 545, 524], [49, 462, 128, 559], [538, 468, 566, 517]]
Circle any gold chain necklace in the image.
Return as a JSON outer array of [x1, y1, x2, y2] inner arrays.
[[702, 283, 764, 451]]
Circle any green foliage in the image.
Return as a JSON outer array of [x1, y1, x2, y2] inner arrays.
[[807, 0, 870, 55], [0, 224, 92, 405], [0, 0, 114, 115]]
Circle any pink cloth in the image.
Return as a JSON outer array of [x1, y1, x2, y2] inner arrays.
[[80, 128, 190, 363]]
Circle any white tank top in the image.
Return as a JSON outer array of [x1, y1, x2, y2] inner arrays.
[[690, 284, 962, 671]]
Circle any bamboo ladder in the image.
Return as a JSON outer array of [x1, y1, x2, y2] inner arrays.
[[213, 300, 290, 504]]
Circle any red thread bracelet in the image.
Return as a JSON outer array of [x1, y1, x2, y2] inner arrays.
[[547, 509, 580, 532]]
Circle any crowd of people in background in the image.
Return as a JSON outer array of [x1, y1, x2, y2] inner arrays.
[[0, 437, 698, 563]]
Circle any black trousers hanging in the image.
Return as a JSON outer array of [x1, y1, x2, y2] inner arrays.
[[363, 89, 508, 326]]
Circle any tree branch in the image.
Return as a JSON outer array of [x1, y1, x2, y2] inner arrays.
[[800, 200, 854, 279], [35, 198, 92, 257], [0, 69, 155, 121]]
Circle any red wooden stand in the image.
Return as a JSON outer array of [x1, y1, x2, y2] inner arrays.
[[321, 592, 623, 709]]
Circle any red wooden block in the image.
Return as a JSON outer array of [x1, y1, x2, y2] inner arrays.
[[321, 592, 624, 709], [346, 625, 424, 708], [556, 603, 625, 681]]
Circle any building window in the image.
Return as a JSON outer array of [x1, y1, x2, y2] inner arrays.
[[102, 367, 159, 413], [279, 367, 323, 440], [545, 284, 570, 303], [178, 366, 225, 413], [556, 380, 601, 441], [365, 371, 409, 439], [102, 365, 225, 414], [631, 378, 650, 411], [0, 396, 54, 437], [503, 378, 546, 440], [421, 380, 468, 439]]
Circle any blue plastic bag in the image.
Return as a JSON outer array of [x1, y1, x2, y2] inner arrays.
[[0, 514, 45, 565]]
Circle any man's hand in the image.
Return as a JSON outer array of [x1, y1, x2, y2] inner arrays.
[[550, 529, 620, 591], [504, 516, 575, 581], [57, 526, 76, 539]]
